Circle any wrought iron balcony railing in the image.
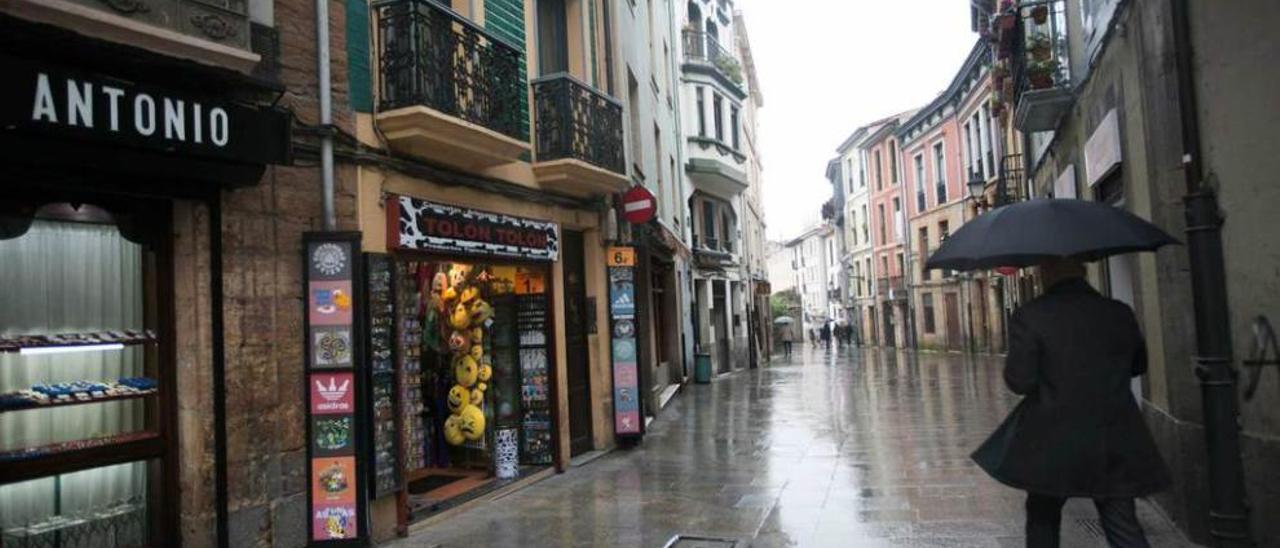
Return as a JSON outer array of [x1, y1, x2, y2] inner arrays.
[[681, 30, 744, 86], [1010, 0, 1073, 131], [532, 74, 625, 174], [376, 0, 524, 140], [995, 153, 1026, 206], [877, 276, 904, 295]]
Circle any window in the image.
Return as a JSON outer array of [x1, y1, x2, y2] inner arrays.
[[654, 124, 664, 211], [922, 293, 936, 333], [858, 151, 868, 188], [881, 256, 889, 280], [877, 204, 886, 245], [628, 72, 642, 175], [849, 210, 857, 246], [696, 86, 706, 137], [892, 198, 901, 243], [861, 205, 869, 243], [914, 154, 926, 213], [939, 220, 952, 277], [713, 94, 724, 142], [874, 150, 883, 190], [730, 106, 740, 150], [845, 158, 855, 194], [721, 210, 732, 252], [536, 0, 569, 75], [889, 140, 899, 183], [702, 200, 715, 247], [979, 106, 994, 179], [962, 121, 974, 177], [918, 227, 930, 281], [896, 252, 905, 279], [933, 142, 947, 204], [865, 258, 872, 295]]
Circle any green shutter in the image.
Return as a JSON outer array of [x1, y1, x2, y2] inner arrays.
[[485, 0, 529, 140], [346, 0, 373, 112]]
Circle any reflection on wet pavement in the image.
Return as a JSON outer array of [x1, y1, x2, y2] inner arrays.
[[390, 345, 1197, 547]]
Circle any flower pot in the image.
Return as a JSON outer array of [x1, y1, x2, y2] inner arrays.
[[1031, 5, 1049, 24], [1029, 72, 1054, 89], [1030, 45, 1052, 62]]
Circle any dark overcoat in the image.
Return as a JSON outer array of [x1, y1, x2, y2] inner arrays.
[[972, 278, 1171, 498]]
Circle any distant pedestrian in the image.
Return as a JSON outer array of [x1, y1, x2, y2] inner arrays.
[[809, 328, 817, 344], [779, 324, 794, 357], [972, 259, 1170, 548], [820, 322, 831, 348]]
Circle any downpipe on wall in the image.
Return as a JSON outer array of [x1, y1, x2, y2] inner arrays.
[[1171, 0, 1253, 544], [317, 0, 335, 230]]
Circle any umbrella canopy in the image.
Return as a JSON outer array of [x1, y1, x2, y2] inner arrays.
[[926, 199, 1178, 271], [773, 316, 795, 325]]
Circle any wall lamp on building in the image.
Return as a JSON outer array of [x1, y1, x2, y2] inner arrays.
[[967, 172, 992, 211]]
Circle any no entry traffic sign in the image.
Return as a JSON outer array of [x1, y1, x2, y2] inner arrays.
[[621, 185, 657, 224]]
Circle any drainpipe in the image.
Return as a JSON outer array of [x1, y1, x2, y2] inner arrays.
[[1170, 0, 1253, 545], [317, 0, 336, 230]]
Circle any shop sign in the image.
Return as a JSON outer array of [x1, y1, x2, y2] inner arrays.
[[390, 196, 560, 262], [0, 54, 290, 165], [608, 258, 642, 437], [607, 246, 636, 267], [1085, 109, 1121, 187], [303, 233, 366, 545]]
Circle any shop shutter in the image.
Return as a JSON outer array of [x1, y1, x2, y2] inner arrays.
[[485, 0, 530, 140], [346, 0, 373, 112]]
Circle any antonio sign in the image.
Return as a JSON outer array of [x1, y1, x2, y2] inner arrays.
[[389, 195, 561, 262]]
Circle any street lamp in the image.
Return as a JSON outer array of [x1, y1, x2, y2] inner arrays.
[[967, 171, 989, 209], [963, 171, 988, 354]]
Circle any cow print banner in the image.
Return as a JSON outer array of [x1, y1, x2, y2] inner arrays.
[[392, 196, 560, 262]]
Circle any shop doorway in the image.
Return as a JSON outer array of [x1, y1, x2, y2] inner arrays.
[[944, 292, 962, 351], [561, 230, 593, 457], [881, 304, 895, 347], [712, 284, 729, 373]]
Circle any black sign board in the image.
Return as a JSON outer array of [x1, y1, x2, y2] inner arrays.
[[0, 54, 290, 166], [389, 195, 560, 262]]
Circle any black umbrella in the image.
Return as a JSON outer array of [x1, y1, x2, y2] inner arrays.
[[925, 198, 1179, 271]]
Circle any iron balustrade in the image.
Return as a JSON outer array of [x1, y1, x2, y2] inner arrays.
[[532, 73, 625, 174], [681, 30, 743, 84], [376, 0, 524, 140], [1013, 0, 1070, 104], [996, 153, 1026, 206]]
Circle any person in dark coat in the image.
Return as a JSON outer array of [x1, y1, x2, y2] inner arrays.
[[820, 322, 831, 348], [971, 259, 1170, 548]]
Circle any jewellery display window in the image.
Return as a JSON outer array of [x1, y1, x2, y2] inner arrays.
[[364, 254, 401, 499], [0, 201, 174, 547]]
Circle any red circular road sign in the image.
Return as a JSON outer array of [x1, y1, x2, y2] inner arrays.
[[995, 266, 1019, 276], [622, 185, 657, 224]]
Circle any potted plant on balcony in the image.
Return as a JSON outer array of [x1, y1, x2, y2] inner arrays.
[[1027, 32, 1052, 61], [713, 55, 744, 85], [1028, 3, 1049, 24], [992, 62, 1009, 82], [1027, 59, 1058, 89]]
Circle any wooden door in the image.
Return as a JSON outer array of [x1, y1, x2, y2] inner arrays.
[[944, 292, 962, 351], [561, 230, 593, 456]]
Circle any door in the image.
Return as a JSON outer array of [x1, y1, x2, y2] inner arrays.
[[944, 292, 962, 350], [882, 304, 895, 347], [536, 0, 569, 75], [713, 286, 729, 373], [561, 230, 593, 456]]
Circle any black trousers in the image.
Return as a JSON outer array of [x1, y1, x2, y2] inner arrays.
[[1026, 493, 1149, 548], [782, 341, 792, 355]]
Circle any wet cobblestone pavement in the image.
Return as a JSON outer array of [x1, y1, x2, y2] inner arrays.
[[391, 345, 1199, 547]]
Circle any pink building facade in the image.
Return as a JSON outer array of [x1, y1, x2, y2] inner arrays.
[[866, 114, 912, 347]]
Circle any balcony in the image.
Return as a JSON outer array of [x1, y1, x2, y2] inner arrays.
[[878, 276, 905, 300], [1010, 0, 1073, 132], [692, 235, 738, 269], [995, 153, 1026, 206], [530, 74, 627, 197], [376, 0, 529, 171], [681, 29, 745, 96]]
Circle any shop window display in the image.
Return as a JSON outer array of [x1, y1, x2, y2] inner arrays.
[[0, 209, 167, 547], [374, 258, 552, 521]]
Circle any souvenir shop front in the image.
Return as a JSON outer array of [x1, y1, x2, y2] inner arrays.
[[357, 192, 564, 534], [0, 22, 291, 546]]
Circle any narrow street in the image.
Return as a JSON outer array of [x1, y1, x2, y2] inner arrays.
[[393, 346, 1196, 547]]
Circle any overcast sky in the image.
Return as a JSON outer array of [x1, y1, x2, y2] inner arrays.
[[735, 0, 979, 241]]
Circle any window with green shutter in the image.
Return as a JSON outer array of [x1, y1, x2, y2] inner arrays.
[[485, 0, 529, 140]]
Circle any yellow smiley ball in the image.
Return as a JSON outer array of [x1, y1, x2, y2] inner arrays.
[[447, 385, 469, 414], [454, 355, 479, 387], [469, 388, 484, 406], [449, 302, 471, 330], [477, 364, 493, 382], [443, 415, 465, 446], [470, 327, 483, 344], [458, 404, 486, 441], [469, 344, 484, 361], [476, 382, 487, 392]]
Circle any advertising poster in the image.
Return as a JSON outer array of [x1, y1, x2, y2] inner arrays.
[[310, 372, 355, 415], [312, 504, 358, 540], [304, 234, 364, 544], [607, 247, 642, 437]]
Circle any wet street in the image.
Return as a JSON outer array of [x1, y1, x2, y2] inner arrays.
[[393, 345, 1197, 547]]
